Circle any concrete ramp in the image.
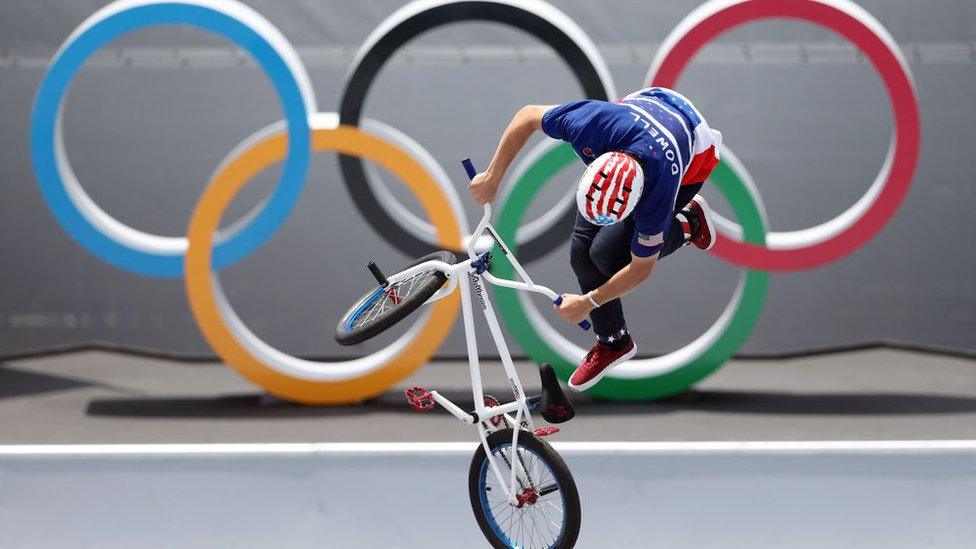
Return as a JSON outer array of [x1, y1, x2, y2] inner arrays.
[[1, 441, 974, 548]]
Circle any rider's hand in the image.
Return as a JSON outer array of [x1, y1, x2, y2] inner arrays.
[[469, 171, 500, 205], [554, 293, 593, 325]]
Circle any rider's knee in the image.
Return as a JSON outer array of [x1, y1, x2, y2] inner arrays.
[[569, 236, 594, 272], [589, 243, 628, 278]]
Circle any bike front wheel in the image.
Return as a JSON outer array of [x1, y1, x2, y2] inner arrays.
[[468, 429, 581, 549], [334, 250, 456, 346]]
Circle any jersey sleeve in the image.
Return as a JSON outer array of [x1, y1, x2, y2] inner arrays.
[[630, 162, 678, 258], [540, 100, 596, 142]]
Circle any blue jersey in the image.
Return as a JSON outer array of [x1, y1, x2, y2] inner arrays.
[[541, 90, 701, 257]]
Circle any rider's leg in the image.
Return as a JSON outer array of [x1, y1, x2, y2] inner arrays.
[[569, 213, 608, 293], [570, 212, 633, 344], [568, 213, 637, 390], [659, 182, 704, 259]]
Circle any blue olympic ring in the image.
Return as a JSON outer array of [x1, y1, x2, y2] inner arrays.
[[29, 1, 312, 277]]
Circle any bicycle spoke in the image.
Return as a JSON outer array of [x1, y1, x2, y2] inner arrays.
[[482, 442, 564, 549], [349, 271, 435, 331], [527, 510, 543, 548]]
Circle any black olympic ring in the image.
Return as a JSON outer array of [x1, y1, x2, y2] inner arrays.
[[338, 0, 612, 261]]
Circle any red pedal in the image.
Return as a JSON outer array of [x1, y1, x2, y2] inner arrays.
[[533, 427, 560, 437], [404, 386, 435, 412]]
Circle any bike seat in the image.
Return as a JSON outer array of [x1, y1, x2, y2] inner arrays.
[[538, 363, 575, 424]]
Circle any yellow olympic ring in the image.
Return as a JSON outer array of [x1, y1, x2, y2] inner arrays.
[[185, 117, 461, 404]]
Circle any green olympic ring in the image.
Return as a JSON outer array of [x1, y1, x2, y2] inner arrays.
[[491, 142, 769, 401]]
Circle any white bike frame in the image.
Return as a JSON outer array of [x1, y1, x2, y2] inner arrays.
[[387, 203, 563, 505]]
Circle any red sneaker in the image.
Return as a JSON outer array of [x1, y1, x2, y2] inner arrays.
[[568, 340, 637, 392], [684, 195, 715, 251]]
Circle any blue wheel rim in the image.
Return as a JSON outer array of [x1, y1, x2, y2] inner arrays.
[[340, 287, 384, 333], [477, 443, 566, 549]]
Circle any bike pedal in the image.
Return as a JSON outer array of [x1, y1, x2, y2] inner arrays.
[[533, 427, 560, 437], [404, 386, 435, 412]]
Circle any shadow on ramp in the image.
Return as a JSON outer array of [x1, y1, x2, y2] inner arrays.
[[85, 388, 976, 418], [0, 365, 92, 399], [590, 389, 976, 416]]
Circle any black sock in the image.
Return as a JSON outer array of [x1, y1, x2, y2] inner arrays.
[[609, 332, 632, 350], [598, 328, 631, 350]]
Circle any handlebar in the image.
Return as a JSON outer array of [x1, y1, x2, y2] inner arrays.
[[462, 158, 590, 332], [462, 157, 493, 251], [461, 157, 478, 180], [551, 296, 592, 331]]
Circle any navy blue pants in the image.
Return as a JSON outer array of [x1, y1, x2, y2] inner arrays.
[[570, 183, 703, 338]]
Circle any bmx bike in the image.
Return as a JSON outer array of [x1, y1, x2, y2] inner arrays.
[[335, 159, 586, 548]]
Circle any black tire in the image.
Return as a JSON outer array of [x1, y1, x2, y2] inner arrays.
[[334, 251, 457, 346], [468, 429, 581, 549]]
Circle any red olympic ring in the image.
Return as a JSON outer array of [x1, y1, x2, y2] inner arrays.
[[647, 0, 920, 271]]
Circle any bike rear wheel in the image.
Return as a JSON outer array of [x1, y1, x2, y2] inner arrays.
[[469, 428, 581, 549], [334, 250, 456, 346]]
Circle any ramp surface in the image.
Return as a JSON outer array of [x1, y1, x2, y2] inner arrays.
[[2, 441, 974, 548]]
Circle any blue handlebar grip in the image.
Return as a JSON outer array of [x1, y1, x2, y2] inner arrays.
[[553, 295, 592, 331], [462, 158, 477, 180]]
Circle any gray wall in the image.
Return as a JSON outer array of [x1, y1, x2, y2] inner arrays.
[[1, 0, 974, 359]]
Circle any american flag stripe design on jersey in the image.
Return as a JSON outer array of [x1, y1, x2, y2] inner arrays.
[[638, 232, 664, 247]]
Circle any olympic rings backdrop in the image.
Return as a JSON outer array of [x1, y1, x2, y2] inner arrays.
[[30, 0, 918, 403]]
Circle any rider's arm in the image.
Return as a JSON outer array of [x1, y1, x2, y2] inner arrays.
[[591, 253, 657, 305], [469, 105, 551, 205], [566, 181, 671, 319], [555, 254, 657, 324], [557, 162, 674, 325]]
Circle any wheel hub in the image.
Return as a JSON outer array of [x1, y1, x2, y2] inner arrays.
[[515, 488, 538, 508]]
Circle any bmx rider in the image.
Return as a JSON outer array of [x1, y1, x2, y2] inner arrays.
[[469, 87, 722, 391]]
